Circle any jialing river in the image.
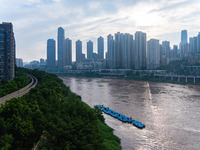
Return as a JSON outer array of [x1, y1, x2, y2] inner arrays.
[[60, 76, 200, 150]]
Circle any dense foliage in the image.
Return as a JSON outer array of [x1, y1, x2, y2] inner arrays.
[[0, 68, 121, 150], [0, 72, 30, 97]]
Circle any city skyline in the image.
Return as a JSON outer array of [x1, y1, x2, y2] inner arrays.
[[1, 0, 200, 62], [44, 28, 199, 70]]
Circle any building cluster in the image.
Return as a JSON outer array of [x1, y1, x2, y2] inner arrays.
[[23, 58, 46, 69], [47, 27, 105, 70], [187, 32, 200, 64], [47, 27, 72, 69], [75, 36, 105, 70], [47, 27, 200, 71], [0, 22, 15, 80], [107, 30, 200, 70], [1, 22, 199, 80], [16, 58, 23, 67]]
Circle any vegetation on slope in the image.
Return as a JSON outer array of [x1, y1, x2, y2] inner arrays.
[[0, 68, 121, 150], [0, 71, 30, 97]]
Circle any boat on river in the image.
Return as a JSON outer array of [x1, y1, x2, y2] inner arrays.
[[94, 105, 145, 129]]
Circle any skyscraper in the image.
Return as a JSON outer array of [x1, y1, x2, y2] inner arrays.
[[180, 30, 188, 58], [197, 32, 200, 52], [181, 30, 188, 45], [147, 39, 160, 69], [189, 37, 194, 53], [47, 39, 56, 68], [0, 22, 15, 80], [87, 40, 93, 59], [134, 31, 147, 69], [57, 27, 65, 68], [110, 40, 120, 69], [98, 36, 104, 59], [124, 33, 134, 69], [114, 32, 123, 68], [107, 34, 113, 68], [192, 36, 198, 52], [76, 40, 82, 62], [64, 38, 72, 65]]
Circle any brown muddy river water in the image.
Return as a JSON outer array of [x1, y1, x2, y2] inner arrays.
[[60, 77, 200, 150]]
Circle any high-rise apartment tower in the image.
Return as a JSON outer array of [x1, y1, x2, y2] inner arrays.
[[98, 36, 104, 60], [0, 22, 15, 80], [76, 40, 82, 62], [87, 40, 93, 59], [57, 27, 65, 68], [47, 39, 56, 68]]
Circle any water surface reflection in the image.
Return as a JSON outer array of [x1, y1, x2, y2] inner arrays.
[[61, 77, 200, 150]]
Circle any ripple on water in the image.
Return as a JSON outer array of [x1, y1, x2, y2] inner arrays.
[[60, 77, 200, 150]]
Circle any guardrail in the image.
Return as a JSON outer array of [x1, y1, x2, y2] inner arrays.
[[0, 74, 38, 105]]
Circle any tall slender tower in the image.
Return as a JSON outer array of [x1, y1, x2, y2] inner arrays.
[[57, 27, 65, 68], [197, 32, 200, 52], [114, 32, 123, 68], [189, 37, 194, 53], [64, 38, 72, 65], [87, 40, 93, 59], [47, 39, 56, 68], [0, 22, 15, 80], [98, 36, 104, 59], [134, 31, 146, 69], [76, 39, 82, 62], [181, 30, 188, 45], [107, 34, 113, 68], [180, 30, 189, 58], [193, 37, 198, 52]]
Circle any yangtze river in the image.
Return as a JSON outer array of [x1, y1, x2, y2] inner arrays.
[[61, 77, 200, 150]]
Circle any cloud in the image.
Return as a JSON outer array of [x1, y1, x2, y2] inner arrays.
[[150, 0, 197, 13], [0, 0, 200, 62]]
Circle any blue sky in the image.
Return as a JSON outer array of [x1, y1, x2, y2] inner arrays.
[[1, 0, 200, 62]]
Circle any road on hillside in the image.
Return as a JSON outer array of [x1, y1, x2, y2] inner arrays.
[[0, 74, 38, 105]]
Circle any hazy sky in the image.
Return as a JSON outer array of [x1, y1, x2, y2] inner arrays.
[[1, 0, 200, 62]]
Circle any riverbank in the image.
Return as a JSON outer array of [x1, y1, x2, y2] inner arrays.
[[0, 68, 121, 149], [58, 73, 200, 85], [61, 76, 200, 149]]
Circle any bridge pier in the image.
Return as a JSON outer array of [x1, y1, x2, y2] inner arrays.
[[185, 77, 188, 83], [178, 77, 180, 82], [194, 77, 196, 84]]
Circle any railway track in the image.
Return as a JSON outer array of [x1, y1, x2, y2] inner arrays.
[[0, 74, 38, 105]]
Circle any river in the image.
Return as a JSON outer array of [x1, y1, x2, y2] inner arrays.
[[60, 76, 200, 150]]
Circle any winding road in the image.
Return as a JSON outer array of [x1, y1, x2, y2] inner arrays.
[[0, 74, 38, 105]]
